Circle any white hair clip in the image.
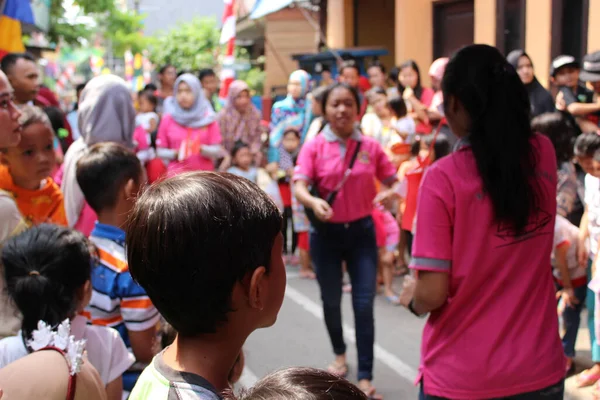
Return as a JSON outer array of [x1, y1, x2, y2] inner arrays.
[[27, 319, 86, 376]]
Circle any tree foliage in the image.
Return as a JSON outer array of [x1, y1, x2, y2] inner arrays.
[[48, 0, 147, 57]]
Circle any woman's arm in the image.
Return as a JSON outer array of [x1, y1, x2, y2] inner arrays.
[[200, 144, 224, 159], [105, 377, 123, 400], [294, 180, 332, 221], [412, 270, 449, 314], [578, 208, 590, 266], [156, 115, 178, 160]]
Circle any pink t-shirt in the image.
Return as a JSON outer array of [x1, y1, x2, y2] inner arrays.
[[410, 133, 564, 399], [416, 87, 435, 134], [156, 114, 222, 176], [293, 128, 397, 223]]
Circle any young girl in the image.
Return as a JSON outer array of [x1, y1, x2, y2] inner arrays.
[[156, 73, 224, 176], [277, 128, 301, 265], [398, 60, 435, 135], [227, 140, 258, 183], [0, 224, 135, 400], [134, 90, 164, 183]]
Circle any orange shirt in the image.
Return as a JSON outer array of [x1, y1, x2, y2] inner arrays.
[[0, 166, 67, 226]]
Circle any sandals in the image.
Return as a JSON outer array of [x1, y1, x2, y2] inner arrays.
[[327, 360, 348, 378], [385, 294, 401, 306], [299, 269, 316, 280], [359, 383, 383, 400], [577, 368, 600, 387]]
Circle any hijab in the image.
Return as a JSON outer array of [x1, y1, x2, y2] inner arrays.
[[218, 80, 262, 153], [163, 73, 216, 128], [507, 50, 555, 118], [61, 75, 136, 226]]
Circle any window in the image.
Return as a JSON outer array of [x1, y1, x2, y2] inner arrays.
[[552, 0, 589, 61]]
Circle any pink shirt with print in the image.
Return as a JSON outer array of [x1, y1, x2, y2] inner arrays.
[[293, 128, 397, 223], [156, 114, 222, 176], [410, 133, 564, 399]]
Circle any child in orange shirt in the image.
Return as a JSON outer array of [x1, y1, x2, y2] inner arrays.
[[0, 105, 67, 226]]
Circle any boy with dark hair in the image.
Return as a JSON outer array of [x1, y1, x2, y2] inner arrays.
[[552, 55, 600, 132], [199, 68, 222, 112], [126, 172, 285, 399], [0, 53, 39, 105], [76, 142, 159, 394]]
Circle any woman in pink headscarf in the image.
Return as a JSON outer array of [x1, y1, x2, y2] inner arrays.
[[217, 80, 263, 169], [427, 57, 459, 147]]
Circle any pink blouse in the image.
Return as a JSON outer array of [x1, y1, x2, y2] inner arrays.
[[156, 114, 222, 176]]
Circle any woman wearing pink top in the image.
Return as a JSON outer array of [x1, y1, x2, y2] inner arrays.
[[156, 73, 223, 176], [400, 45, 565, 399], [398, 60, 435, 135], [294, 83, 399, 399]]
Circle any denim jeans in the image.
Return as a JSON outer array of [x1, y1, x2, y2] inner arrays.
[[419, 380, 564, 400], [557, 284, 587, 358], [310, 216, 378, 381]]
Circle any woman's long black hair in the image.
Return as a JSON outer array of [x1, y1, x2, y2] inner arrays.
[[398, 60, 424, 100], [442, 45, 537, 234], [2, 225, 92, 339]]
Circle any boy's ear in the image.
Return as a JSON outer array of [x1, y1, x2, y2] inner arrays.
[[248, 266, 267, 311], [123, 178, 138, 200]]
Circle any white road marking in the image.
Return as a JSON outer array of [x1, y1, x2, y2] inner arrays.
[[284, 284, 418, 383]]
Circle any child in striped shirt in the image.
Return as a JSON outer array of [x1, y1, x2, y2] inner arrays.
[[77, 142, 160, 394]]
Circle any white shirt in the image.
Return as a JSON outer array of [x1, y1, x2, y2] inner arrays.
[[395, 116, 416, 144], [585, 174, 600, 258], [136, 112, 159, 131], [0, 315, 134, 384], [552, 215, 586, 282]]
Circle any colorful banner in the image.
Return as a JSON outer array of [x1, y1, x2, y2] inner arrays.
[[0, 0, 34, 59]]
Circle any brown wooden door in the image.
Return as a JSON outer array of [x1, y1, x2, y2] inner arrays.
[[433, 1, 474, 59]]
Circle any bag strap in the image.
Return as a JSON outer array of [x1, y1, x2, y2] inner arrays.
[[325, 140, 362, 205]]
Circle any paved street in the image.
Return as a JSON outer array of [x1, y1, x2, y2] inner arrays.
[[239, 264, 425, 399]]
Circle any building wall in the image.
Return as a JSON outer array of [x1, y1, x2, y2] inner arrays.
[[355, 0, 396, 69], [589, 0, 600, 53], [264, 8, 319, 95]]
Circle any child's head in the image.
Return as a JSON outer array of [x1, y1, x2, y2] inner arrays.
[[126, 172, 285, 338], [1, 105, 55, 190], [339, 60, 361, 89], [76, 142, 144, 219], [581, 51, 600, 93], [228, 367, 368, 400], [2, 224, 92, 338], [138, 89, 157, 113], [426, 133, 450, 163], [532, 112, 578, 165], [282, 128, 301, 153], [551, 55, 580, 89], [387, 95, 408, 119], [574, 132, 600, 176], [199, 68, 218, 96], [231, 140, 252, 170], [398, 60, 422, 91], [367, 61, 387, 89], [310, 86, 329, 117], [367, 87, 389, 118]]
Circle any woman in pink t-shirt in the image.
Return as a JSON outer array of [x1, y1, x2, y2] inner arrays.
[[294, 82, 399, 399], [398, 60, 435, 135], [156, 74, 223, 176], [400, 45, 565, 399]]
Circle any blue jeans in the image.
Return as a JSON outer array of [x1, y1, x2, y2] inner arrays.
[[557, 283, 587, 358], [310, 216, 378, 381], [419, 380, 564, 400]]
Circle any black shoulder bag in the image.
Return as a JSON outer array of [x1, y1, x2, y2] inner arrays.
[[305, 140, 362, 230]]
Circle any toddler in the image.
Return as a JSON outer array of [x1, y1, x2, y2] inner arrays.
[[227, 140, 258, 183]]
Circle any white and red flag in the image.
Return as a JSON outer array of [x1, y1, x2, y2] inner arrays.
[[219, 0, 236, 100]]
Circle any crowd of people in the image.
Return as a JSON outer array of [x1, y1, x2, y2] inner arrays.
[[0, 41, 600, 400]]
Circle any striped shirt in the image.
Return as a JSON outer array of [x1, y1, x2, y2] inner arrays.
[[85, 222, 160, 391]]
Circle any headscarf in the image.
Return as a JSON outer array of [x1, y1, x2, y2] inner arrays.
[[269, 70, 313, 162], [507, 50, 555, 118], [163, 73, 216, 128], [218, 80, 262, 153], [61, 75, 136, 226]]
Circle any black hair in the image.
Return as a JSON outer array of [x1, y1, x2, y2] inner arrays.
[[138, 89, 158, 108], [388, 66, 400, 85], [75, 82, 87, 95], [531, 112, 577, 164], [0, 53, 35, 74], [574, 132, 600, 158], [320, 82, 361, 118], [76, 142, 144, 214], [159, 64, 175, 75], [126, 172, 283, 336], [199, 68, 217, 82], [144, 83, 158, 92], [283, 127, 301, 139], [225, 367, 368, 400], [231, 140, 250, 159], [410, 138, 421, 156], [339, 60, 360, 76], [368, 60, 386, 74], [42, 106, 65, 135], [387, 95, 408, 118], [442, 44, 536, 234], [398, 60, 424, 100], [425, 133, 451, 162], [2, 224, 91, 339]]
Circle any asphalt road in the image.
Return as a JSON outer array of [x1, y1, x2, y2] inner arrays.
[[238, 265, 426, 399]]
